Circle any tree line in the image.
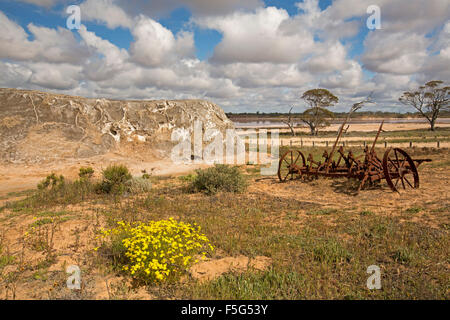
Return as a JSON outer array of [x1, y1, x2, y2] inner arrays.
[[227, 80, 449, 136]]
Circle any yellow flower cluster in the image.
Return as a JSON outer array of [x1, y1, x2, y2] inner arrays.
[[100, 219, 214, 283]]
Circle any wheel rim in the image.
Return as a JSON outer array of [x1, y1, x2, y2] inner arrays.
[[383, 148, 419, 192], [278, 150, 305, 182]]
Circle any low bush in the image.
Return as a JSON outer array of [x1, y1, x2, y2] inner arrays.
[[127, 177, 152, 194], [97, 219, 214, 283], [37, 173, 65, 190], [78, 167, 94, 180], [96, 164, 132, 195], [190, 164, 248, 195]]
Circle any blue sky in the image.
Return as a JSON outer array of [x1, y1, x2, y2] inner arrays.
[[0, 0, 339, 58], [0, 0, 448, 113]]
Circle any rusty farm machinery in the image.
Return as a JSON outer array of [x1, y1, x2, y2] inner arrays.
[[277, 120, 432, 193]]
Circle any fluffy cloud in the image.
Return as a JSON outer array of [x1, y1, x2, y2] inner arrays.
[[361, 32, 430, 75], [79, 0, 134, 29], [0, 61, 32, 88], [320, 61, 363, 89], [0, 11, 34, 61], [130, 16, 195, 67], [195, 7, 316, 64], [304, 42, 349, 73], [78, 25, 129, 81], [0, 12, 89, 63], [28, 62, 82, 90]]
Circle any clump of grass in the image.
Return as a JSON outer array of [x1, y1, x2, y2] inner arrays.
[[0, 254, 15, 269], [307, 208, 338, 215], [189, 164, 248, 195], [0, 242, 16, 269], [30, 218, 54, 228], [312, 239, 352, 265], [392, 247, 416, 265], [359, 210, 375, 216], [127, 177, 152, 194], [96, 164, 132, 195], [178, 174, 196, 183], [188, 270, 305, 300], [405, 207, 422, 214]]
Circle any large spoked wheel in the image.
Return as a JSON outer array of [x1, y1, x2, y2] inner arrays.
[[278, 150, 306, 182], [383, 147, 419, 192]]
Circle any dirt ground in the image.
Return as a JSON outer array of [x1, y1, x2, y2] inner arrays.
[[0, 153, 210, 202]]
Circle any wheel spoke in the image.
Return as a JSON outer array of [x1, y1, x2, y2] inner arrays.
[[389, 158, 398, 169], [293, 153, 301, 166], [394, 150, 400, 167], [400, 177, 406, 189], [404, 176, 413, 188], [283, 171, 290, 181]]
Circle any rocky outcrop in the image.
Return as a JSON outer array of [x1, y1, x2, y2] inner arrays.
[[0, 88, 234, 163]]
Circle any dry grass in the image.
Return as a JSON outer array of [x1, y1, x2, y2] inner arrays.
[[0, 147, 448, 300]]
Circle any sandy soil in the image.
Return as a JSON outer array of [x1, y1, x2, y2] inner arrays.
[[0, 152, 209, 200], [239, 122, 450, 132]]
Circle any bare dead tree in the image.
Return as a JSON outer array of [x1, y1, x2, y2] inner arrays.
[[282, 106, 296, 136], [338, 93, 375, 136]]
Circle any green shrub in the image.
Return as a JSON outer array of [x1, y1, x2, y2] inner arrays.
[[190, 164, 248, 195], [37, 173, 65, 190], [142, 173, 151, 180], [178, 174, 196, 182], [96, 164, 132, 195], [141, 169, 151, 180], [78, 167, 94, 180]]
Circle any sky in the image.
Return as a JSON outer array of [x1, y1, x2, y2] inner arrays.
[[0, 0, 449, 113]]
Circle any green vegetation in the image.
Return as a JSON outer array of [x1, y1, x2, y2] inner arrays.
[[405, 207, 423, 214], [307, 208, 339, 216], [96, 164, 132, 195], [127, 177, 152, 194], [78, 167, 94, 180], [37, 173, 65, 191], [190, 164, 248, 195]]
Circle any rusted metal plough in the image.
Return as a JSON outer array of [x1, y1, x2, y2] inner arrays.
[[278, 121, 432, 193]]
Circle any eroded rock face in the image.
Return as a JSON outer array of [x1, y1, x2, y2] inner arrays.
[[0, 88, 234, 163]]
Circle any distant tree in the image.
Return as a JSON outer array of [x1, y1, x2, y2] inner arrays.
[[399, 80, 449, 131], [300, 89, 338, 135]]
